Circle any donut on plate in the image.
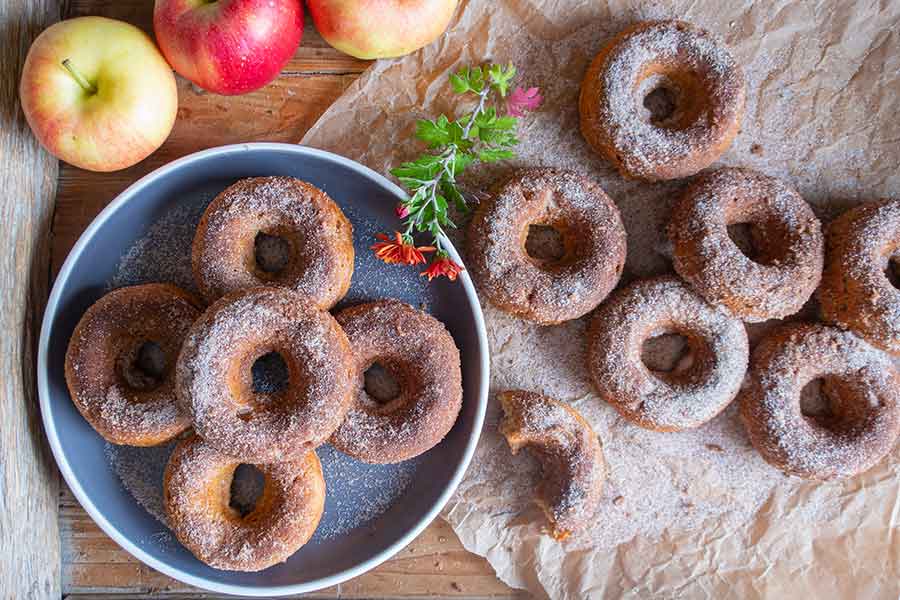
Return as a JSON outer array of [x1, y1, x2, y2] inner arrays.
[[818, 199, 900, 354], [175, 287, 354, 463], [192, 176, 354, 309], [330, 300, 462, 464], [579, 20, 746, 181], [466, 168, 626, 325], [668, 167, 824, 322], [65, 283, 200, 446], [586, 276, 748, 431], [164, 435, 325, 571], [740, 323, 900, 480], [498, 390, 606, 540]]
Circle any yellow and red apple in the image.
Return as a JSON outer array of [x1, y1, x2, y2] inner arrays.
[[307, 0, 459, 60], [154, 0, 304, 95], [19, 17, 178, 172]]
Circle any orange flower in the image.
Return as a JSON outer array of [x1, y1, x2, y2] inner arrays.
[[422, 255, 464, 281], [371, 232, 435, 266]]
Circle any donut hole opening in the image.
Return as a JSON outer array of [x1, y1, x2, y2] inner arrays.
[[637, 72, 704, 130], [525, 223, 567, 266], [229, 464, 266, 518], [641, 332, 695, 378], [119, 340, 167, 391], [254, 232, 291, 274], [363, 362, 401, 405], [800, 377, 875, 433], [643, 86, 678, 123], [885, 256, 900, 290], [251, 352, 290, 395], [725, 218, 784, 265]]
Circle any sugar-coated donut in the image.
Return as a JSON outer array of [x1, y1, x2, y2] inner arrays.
[[498, 390, 606, 540], [579, 20, 746, 181], [164, 435, 325, 571], [668, 167, 824, 322], [818, 199, 900, 354], [330, 300, 463, 464], [466, 168, 626, 325], [587, 276, 748, 431], [65, 283, 200, 446], [192, 176, 354, 309], [740, 323, 900, 480], [176, 287, 355, 463]]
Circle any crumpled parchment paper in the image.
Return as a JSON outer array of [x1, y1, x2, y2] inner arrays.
[[301, 1, 900, 598]]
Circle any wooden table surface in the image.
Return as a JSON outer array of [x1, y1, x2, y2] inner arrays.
[[53, 1, 522, 598]]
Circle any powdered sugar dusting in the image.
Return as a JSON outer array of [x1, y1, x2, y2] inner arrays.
[[669, 168, 824, 322], [742, 324, 900, 479], [467, 168, 626, 324], [103, 179, 440, 550], [819, 199, 900, 353], [587, 276, 748, 431], [589, 20, 745, 179]]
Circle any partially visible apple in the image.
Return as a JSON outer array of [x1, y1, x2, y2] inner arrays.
[[308, 0, 459, 60], [154, 0, 304, 95], [19, 17, 178, 172]]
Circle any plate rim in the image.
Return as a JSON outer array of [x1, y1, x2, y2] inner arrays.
[[37, 142, 490, 596]]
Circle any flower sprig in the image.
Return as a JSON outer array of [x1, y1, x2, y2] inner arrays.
[[372, 63, 541, 281]]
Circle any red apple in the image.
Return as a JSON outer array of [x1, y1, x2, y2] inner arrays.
[[307, 0, 459, 59], [19, 16, 178, 173], [154, 0, 304, 95]]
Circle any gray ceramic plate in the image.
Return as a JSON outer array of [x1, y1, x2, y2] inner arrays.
[[38, 143, 489, 596]]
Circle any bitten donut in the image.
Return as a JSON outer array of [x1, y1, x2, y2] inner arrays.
[[65, 283, 200, 446], [467, 168, 626, 325], [192, 176, 354, 308], [740, 323, 900, 479], [498, 390, 606, 540], [579, 20, 746, 181], [176, 287, 355, 463], [818, 199, 900, 354], [330, 300, 463, 464], [668, 168, 824, 322], [587, 276, 748, 431], [164, 435, 325, 571]]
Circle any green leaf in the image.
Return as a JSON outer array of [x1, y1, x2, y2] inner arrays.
[[416, 115, 452, 148], [441, 179, 467, 212], [449, 72, 469, 94], [450, 151, 475, 177], [488, 62, 517, 97]]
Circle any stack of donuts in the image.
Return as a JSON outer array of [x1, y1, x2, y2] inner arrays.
[[470, 20, 900, 539], [65, 176, 463, 571]]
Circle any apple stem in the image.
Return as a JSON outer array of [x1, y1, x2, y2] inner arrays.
[[62, 59, 97, 95]]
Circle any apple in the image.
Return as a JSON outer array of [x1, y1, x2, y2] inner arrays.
[[19, 17, 178, 173], [307, 0, 459, 59], [154, 0, 304, 95]]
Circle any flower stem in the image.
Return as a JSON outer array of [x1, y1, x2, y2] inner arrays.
[[62, 59, 97, 95], [403, 86, 492, 246]]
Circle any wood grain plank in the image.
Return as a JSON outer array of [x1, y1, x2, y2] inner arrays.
[[52, 2, 516, 597], [61, 482, 519, 598], [0, 1, 62, 598]]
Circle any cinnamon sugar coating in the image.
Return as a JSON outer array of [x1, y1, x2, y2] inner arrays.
[[668, 167, 824, 322], [498, 390, 606, 540], [330, 300, 463, 464], [587, 276, 748, 432], [164, 435, 325, 571], [466, 168, 626, 325], [818, 199, 900, 354], [175, 287, 355, 463], [739, 323, 900, 480], [65, 283, 200, 446], [579, 20, 746, 181], [192, 176, 354, 309]]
